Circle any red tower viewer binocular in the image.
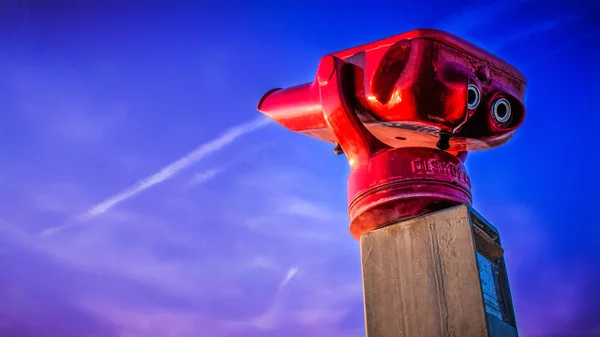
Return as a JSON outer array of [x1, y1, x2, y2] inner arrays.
[[257, 29, 526, 239]]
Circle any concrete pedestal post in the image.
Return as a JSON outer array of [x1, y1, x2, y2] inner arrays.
[[360, 205, 518, 337]]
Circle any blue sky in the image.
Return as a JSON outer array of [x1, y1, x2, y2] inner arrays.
[[0, 1, 599, 336]]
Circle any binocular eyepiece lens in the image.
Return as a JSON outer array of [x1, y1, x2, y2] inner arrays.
[[467, 84, 481, 110], [492, 98, 511, 124]]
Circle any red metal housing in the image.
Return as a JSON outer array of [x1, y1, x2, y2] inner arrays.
[[257, 28, 526, 239]]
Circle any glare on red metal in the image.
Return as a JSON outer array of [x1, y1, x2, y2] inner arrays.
[[257, 28, 526, 239]]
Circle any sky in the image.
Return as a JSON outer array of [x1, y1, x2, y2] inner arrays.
[[0, 1, 599, 336]]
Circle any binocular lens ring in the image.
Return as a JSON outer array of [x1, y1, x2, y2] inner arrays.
[[492, 98, 511, 124], [467, 84, 481, 110]]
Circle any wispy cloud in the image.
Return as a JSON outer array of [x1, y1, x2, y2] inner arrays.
[[1, 151, 362, 337], [278, 267, 299, 292], [247, 256, 281, 271], [76, 298, 243, 337], [39, 116, 271, 237], [6, 63, 127, 145], [490, 14, 581, 52], [437, 0, 533, 36], [184, 168, 223, 189], [246, 269, 361, 333], [436, 2, 589, 66], [228, 164, 350, 245], [281, 196, 344, 222], [522, 31, 599, 70]]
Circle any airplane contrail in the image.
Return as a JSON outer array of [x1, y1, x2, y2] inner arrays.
[[185, 168, 224, 189], [40, 116, 271, 237]]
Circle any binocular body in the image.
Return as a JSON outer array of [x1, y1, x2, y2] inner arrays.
[[258, 29, 527, 239]]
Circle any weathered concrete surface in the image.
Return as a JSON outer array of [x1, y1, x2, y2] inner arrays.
[[360, 205, 489, 337]]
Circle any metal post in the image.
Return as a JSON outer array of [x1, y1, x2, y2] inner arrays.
[[257, 28, 526, 337]]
